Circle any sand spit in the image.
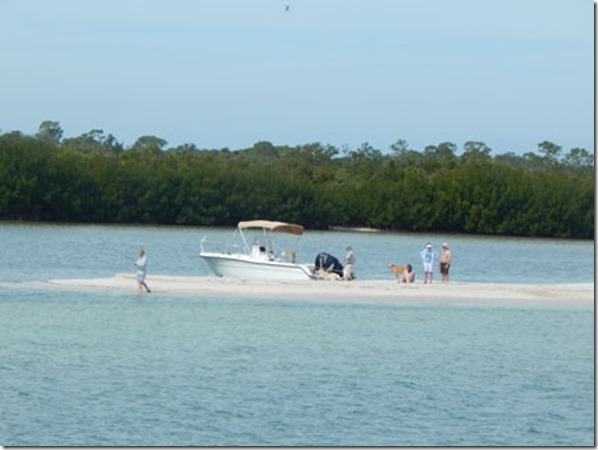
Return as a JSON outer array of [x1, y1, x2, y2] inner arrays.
[[42, 273, 594, 306]]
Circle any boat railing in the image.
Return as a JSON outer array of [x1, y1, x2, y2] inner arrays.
[[200, 236, 240, 255]]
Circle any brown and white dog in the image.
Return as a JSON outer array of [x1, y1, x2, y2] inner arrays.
[[316, 268, 342, 281], [388, 263, 408, 280]]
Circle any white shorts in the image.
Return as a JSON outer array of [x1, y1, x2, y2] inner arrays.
[[423, 262, 433, 273], [137, 273, 146, 283], [343, 264, 353, 279]]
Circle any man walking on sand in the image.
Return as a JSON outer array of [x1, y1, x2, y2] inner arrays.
[[420, 243, 438, 284], [134, 248, 151, 293]]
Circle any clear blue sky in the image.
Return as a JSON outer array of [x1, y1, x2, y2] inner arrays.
[[0, 0, 593, 154]]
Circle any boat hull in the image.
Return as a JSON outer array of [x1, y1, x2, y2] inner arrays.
[[200, 253, 316, 281]]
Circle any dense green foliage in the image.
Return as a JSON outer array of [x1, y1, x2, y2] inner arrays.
[[0, 121, 594, 238]]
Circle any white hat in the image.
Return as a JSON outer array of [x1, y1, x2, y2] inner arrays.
[[442, 242, 449, 248], [426, 244, 432, 248]]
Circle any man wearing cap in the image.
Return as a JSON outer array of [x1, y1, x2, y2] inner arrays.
[[439, 243, 452, 284], [419, 243, 439, 284]]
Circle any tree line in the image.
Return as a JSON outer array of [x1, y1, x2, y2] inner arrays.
[[0, 120, 594, 239]]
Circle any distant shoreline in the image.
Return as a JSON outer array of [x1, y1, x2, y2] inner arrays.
[[0, 221, 594, 244], [329, 226, 382, 233], [40, 274, 595, 306]]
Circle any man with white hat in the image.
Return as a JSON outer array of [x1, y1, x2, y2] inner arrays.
[[439, 242, 452, 284], [419, 243, 438, 284]]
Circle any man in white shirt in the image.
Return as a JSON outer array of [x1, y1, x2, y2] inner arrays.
[[134, 248, 151, 293], [420, 243, 438, 284]]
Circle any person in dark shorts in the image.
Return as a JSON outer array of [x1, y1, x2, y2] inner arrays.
[[439, 242, 452, 284]]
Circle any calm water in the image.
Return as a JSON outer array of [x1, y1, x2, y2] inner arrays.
[[0, 223, 594, 446]]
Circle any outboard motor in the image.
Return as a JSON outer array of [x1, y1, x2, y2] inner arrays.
[[314, 252, 344, 277]]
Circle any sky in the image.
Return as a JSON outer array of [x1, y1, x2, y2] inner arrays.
[[0, 0, 593, 155]]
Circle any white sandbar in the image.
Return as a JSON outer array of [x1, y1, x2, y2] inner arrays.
[[43, 273, 595, 306]]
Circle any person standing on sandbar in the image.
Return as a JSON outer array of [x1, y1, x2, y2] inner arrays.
[[134, 248, 151, 293], [342, 245, 355, 281], [420, 243, 438, 284], [439, 242, 452, 284]]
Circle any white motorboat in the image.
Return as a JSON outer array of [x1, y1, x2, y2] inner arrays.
[[199, 220, 317, 280]]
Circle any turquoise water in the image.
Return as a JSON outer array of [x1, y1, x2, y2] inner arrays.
[[0, 223, 594, 446]]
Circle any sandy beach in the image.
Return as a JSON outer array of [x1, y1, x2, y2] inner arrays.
[[40, 273, 594, 306]]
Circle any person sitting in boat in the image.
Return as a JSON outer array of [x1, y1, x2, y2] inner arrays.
[[251, 244, 276, 261]]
